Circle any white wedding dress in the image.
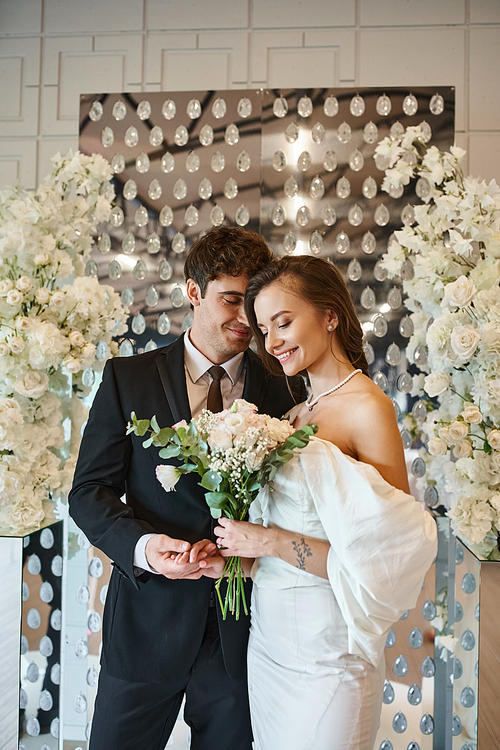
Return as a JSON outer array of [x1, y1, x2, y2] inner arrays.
[[248, 436, 437, 750]]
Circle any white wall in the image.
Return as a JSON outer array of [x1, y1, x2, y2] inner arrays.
[[0, 0, 499, 190]]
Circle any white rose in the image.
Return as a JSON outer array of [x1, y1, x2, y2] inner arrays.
[[448, 421, 469, 442], [63, 356, 82, 373], [224, 412, 247, 436], [231, 399, 258, 414], [266, 417, 294, 444], [461, 403, 483, 424], [208, 425, 233, 451], [16, 276, 32, 293], [15, 316, 32, 332], [0, 342, 10, 356], [8, 336, 25, 354], [490, 494, 500, 512], [14, 371, 49, 399], [155, 464, 180, 492], [34, 252, 50, 265], [424, 371, 451, 398], [441, 276, 476, 308], [450, 325, 481, 361], [428, 437, 449, 456], [50, 291, 66, 310], [35, 287, 50, 304], [487, 429, 500, 450], [6, 289, 23, 305], [69, 330, 85, 348], [438, 426, 455, 446], [0, 279, 14, 295], [452, 440, 473, 458]]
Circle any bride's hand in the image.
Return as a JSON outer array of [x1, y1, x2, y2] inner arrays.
[[214, 517, 274, 558]]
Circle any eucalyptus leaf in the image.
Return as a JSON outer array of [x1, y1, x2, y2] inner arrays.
[[158, 445, 181, 458], [151, 415, 160, 433], [136, 419, 150, 437], [210, 508, 222, 518], [200, 471, 221, 491]]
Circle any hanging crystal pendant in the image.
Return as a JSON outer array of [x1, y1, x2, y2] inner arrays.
[[283, 232, 297, 254], [429, 93, 444, 115], [349, 94, 365, 117], [210, 205, 225, 226], [172, 232, 186, 254], [412, 400, 427, 423], [297, 151, 311, 171], [273, 150, 287, 171], [373, 371, 388, 391], [386, 343, 402, 366], [158, 259, 173, 281], [137, 100, 151, 120], [347, 259, 362, 282], [360, 231, 376, 255], [235, 204, 250, 226], [146, 233, 161, 254], [157, 312, 171, 335], [374, 152, 391, 171], [284, 177, 299, 198], [121, 287, 134, 306], [162, 99, 176, 119], [161, 152, 175, 173], [372, 314, 388, 337], [271, 203, 286, 226], [360, 286, 376, 310], [101, 126, 114, 148], [174, 126, 189, 146], [324, 95, 339, 117], [159, 205, 174, 226], [390, 121, 405, 137], [364, 342, 375, 365], [403, 93, 418, 116], [211, 151, 225, 172], [285, 122, 299, 142], [362, 176, 377, 199], [401, 204, 415, 226], [124, 126, 139, 147], [85, 259, 98, 277], [311, 122, 326, 143], [236, 150, 251, 171], [419, 121, 432, 142], [145, 285, 159, 307], [335, 232, 350, 254], [198, 178, 212, 200], [96, 341, 109, 361], [119, 340, 134, 358], [112, 99, 126, 120], [199, 124, 214, 146], [413, 344, 428, 367], [374, 204, 390, 226], [212, 97, 227, 118], [416, 177, 431, 199], [310, 175, 325, 199], [376, 94, 392, 116], [388, 183, 404, 199], [363, 121, 378, 144], [184, 205, 199, 226], [171, 285, 185, 308], [173, 179, 188, 200], [310, 231, 323, 255], [297, 96, 313, 118], [132, 313, 146, 335], [224, 178, 238, 199], [225, 123, 239, 145], [98, 233, 111, 253], [348, 204, 363, 226], [185, 151, 200, 173], [322, 204, 337, 226], [89, 101, 103, 121], [373, 259, 388, 282], [186, 98, 202, 119], [135, 152, 150, 173], [323, 150, 337, 172], [145, 340, 158, 352], [133, 260, 147, 280], [388, 287, 403, 310], [237, 97, 252, 118], [296, 206, 310, 226], [337, 122, 352, 143], [149, 125, 163, 147], [110, 206, 124, 227], [108, 259, 122, 280], [135, 206, 149, 227], [111, 153, 125, 174], [273, 97, 288, 118], [349, 149, 364, 171], [122, 232, 136, 254], [399, 315, 414, 337], [336, 176, 351, 199]]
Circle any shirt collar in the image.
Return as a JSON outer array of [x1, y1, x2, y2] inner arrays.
[[184, 329, 245, 386]]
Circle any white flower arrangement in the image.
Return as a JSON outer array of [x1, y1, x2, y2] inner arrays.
[[0, 151, 128, 532], [376, 127, 500, 559]]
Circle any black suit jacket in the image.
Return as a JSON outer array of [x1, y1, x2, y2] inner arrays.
[[69, 336, 305, 684]]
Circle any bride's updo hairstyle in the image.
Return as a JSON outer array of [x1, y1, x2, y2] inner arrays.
[[245, 255, 369, 378]]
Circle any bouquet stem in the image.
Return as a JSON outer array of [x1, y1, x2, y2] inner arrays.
[[215, 555, 248, 620]]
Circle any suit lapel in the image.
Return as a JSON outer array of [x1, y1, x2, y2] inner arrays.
[[242, 349, 267, 409], [155, 335, 192, 424]]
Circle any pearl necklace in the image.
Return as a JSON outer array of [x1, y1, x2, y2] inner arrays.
[[305, 369, 362, 411]]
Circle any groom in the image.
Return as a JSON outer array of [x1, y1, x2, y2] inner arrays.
[[69, 226, 305, 750]]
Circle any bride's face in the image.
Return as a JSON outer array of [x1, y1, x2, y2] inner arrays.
[[254, 281, 335, 376]]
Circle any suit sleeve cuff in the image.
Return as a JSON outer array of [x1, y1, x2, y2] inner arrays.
[[134, 534, 160, 575]]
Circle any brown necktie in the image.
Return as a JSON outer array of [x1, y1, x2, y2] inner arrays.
[[206, 365, 225, 413]]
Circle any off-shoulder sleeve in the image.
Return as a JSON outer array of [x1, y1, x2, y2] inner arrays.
[[299, 439, 437, 668]]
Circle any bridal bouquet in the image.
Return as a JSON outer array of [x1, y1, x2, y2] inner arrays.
[[127, 399, 317, 618]]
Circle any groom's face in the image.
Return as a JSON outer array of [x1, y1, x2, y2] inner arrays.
[[186, 273, 252, 364]]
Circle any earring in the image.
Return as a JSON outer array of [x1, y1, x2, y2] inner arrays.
[[327, 325, 333, 331]]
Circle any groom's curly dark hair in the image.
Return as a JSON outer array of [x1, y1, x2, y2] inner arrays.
[[184, 226, 272, 297]]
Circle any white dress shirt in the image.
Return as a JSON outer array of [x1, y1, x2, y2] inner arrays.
[[134, 330, 246, 573]]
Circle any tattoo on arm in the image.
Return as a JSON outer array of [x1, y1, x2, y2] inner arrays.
[[291, 537, 313, 571]]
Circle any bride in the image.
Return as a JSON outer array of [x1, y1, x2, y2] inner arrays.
[[213, 255, 437, 750]]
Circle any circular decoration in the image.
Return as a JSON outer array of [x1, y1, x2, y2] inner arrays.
[[89, 100, 103, 121], [420, 715, 435, 735], [363, 121, 378, 144], [174, 125, 189, 147], [407, 684, 422, 706], [112, 100, 126, 120], [310, 175, 325, 200], [323, 95, 339, 117], [285, 122, 299, 142], [284, 177, 299, 198], [393, 656, 409, 677], [337, 121, 352, 144], [323, 150, 337, 172], [224, 178, 238, 199], [184, 205, 199, 227], [236, 150, 251, 172], [362, 176, 377, 199], [111, 153, 125, 174], [283, 232, 297, 254], [186, 151, 200, 173], [272, 150, 287, 171], [429, 93, 445, 115], [172, 232, 187, 254], [210, 205, 225, 226], [383, 683, 395, 704], [173, 178, 188, 200], [211, 151, 225, 172], [161, 152, 175, 173], [372, 371, 388, 391], [322, 204, 337, 226], [149, 125, 164, 146], [124, 126, 139, 147], [349, 149, 364, 171], [296, 206, 310, 227], [158, 260, 173, 282], [212, 97, 227, 119], [199, 124, 214, 146], [159, 205, 174, 226], [374, 204, 390, 226], [186, 98, 202, 119], [135, 206, 149, 227], [136, 99, 151, 120], [123, 179, 137, 200], [148, 179, 162, 201], [335, 232, 350, 255], [347, 259, 362, 282], [225, 123, 239, 145], [271, 203, 286, 226], [158, 312, 171, 334], [297, 151, 311, 171], [309, 231, 323, 255], [235, 204, 250, 226], [336, 176, 351, 199], [273, 97, 288, 118], [349, 94, 365, 116], [162, 99, 176, 119], [311, 122, 326, 143], [360, 286, 376, 310], [297, 96, 313, 118], [237, 97, 252, 118], [348, 204, 363, 226], [376, 94, 392, 116], [100, 127, 114, 148], [372, 314, 388, 338], [171, 285, 185, 308], [198, 178, 213, 200], [402, 93, 418, 116]]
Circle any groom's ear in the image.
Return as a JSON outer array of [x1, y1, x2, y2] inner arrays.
[[186, 278, 202, 307]]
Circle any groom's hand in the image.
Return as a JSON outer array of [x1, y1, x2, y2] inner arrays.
[[146, 535, 218, 580]]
